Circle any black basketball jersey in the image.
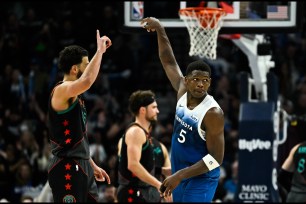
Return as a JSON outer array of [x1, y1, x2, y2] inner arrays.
[[47, 82, 90, 159], [118, 123, 155, 187], [151, 137, 165, 181], [291, 141, 306, 193]]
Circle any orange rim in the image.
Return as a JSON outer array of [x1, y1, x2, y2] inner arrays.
[[179, 7, 226, 17]]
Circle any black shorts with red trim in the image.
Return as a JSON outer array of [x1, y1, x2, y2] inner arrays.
[[48, 157, 98, 202]]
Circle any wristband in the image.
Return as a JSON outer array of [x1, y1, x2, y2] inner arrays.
[[202, 154, 220, 171]]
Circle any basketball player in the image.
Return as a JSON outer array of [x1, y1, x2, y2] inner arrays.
[[116, 90, 162, 202], [140, 17, 225, 202], [47, 30, 112, 202], [278, 141, 306, 202], [117, 134, 171, 183]]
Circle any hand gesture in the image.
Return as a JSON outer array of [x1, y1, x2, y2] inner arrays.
[[140, 17, 163, 32], [96, 30, 112, 53]]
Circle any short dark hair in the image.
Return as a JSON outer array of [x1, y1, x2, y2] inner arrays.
[[186, 60, 211, 77], [58, 45, 88, 74], [129, 90, 156, 116]]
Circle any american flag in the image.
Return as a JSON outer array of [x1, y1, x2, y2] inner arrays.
[[267, 5, 288, 19]]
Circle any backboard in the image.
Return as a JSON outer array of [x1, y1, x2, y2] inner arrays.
[[122, 1, 302, 34]]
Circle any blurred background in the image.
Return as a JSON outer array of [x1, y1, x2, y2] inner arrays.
[[0, 1, 305, 202]]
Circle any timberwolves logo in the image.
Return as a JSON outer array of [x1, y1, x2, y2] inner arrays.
[[63, 195, 76, 203]]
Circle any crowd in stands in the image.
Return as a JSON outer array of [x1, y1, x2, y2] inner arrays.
[[0, 2, 305, 202]]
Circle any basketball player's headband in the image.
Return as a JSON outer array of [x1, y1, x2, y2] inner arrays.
[[139, 96, 155, 107]]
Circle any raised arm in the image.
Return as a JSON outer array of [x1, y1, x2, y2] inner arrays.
[[51, 30, 112, 111], [59, 30, 111, 97], [77, 30, 110, 91], [141, 17, 184, 95]]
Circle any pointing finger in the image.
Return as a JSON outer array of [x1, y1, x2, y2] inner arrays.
[[96, 29, 100, 38]]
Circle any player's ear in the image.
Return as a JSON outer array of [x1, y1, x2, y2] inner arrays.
[[139, 106, 146, 114], [184, 76, 188, 84], [70, 65, 78, 74]]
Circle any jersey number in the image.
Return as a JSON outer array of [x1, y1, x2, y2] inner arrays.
[[297, 158, 305, 173], [178, 129, 186, 143]]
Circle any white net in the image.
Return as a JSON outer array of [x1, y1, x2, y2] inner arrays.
[[179, 8, 226, 60]]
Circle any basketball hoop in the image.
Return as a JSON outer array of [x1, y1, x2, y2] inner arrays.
[[179, 7, 227, 60]]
